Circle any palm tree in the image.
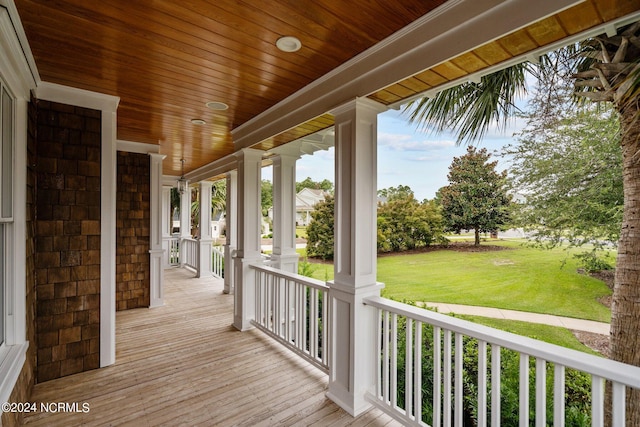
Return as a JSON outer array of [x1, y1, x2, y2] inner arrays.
[[404, 21, 640, 424], [190, 180, 227, 237]]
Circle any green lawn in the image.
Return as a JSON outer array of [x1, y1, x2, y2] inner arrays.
[[378, 240, 611, 322], [457, 315, 600, 356], [303, 240, 611, 322], [296, 226, 308, 239]]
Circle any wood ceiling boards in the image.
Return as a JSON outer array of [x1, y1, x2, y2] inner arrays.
[[14, 0, 640, 176]]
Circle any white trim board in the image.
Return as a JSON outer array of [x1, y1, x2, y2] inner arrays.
[[231, 0, 583, 149]]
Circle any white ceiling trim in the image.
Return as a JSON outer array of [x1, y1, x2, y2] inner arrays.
[[36, 81, 120, 112], [390, 10, 640, 109], [232, 0, 584, 150], [0, 3, 38, 98], [116, 139, 160, 154], [185, 152, 238, 183]]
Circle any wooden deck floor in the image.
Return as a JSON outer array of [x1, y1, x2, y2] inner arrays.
[[24, 268, 400, 426]]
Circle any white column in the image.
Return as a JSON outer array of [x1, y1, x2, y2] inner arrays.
[[161, 185, 172, 268], [224, 170, 237, 294], [149, 153, 166, 307], [100, 110, 117, 367], [232, 148, 263, 331], [179, 180, 191, 267], [162, 186, 172, 236], [197, 181, 213, 277], [326, 98, 386, 416], [271, 153, 300, 273]]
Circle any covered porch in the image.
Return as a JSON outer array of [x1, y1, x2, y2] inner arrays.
[[0, 0, 639, 425], [23, 267, 398, 426]]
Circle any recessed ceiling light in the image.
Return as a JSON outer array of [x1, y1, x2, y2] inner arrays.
[[191, 119, 206, 125], [276, 36, 301, 52], [205, 101, 229, 111]]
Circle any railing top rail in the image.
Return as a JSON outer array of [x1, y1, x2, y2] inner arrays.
[[250, 263, 329, 291], [364, 295, 640, 389]]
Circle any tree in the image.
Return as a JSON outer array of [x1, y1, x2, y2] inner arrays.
[[377, 185, 414, 201], [377, 186, 444, 252], [261, 179, 273, 217], [296, 176, 334, 193], [306, 195, 334, 260], [403, 22, 640, 422], [505, 91, 622, 252], [190, 180, 227, 235], [438, 147, 511, 246]]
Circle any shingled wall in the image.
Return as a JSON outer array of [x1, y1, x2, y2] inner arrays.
[[34, 100, 101, 382], [116, 151, 150, 310]]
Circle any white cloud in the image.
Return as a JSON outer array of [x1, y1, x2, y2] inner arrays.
[[378, 132, 456, 152]]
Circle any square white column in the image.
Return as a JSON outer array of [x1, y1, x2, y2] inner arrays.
[[224, 170, 237, 294], [179, 180, 191, 267], [232, 149, 263, 331], [161, 185, 173, 268], [197, 181, 214, 278], [149, 153, 166, 307], [162, 185, 172, 238], [327, 98, 386, 416], [271, 153, 300, 273]]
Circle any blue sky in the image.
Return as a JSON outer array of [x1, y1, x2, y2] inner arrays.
[[270, 107, 526, 201]]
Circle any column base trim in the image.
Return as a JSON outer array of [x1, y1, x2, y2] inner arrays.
[[325, 390, 372, 417]]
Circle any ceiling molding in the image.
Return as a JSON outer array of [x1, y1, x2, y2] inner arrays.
[[116, 139, 160, 154], [35, 81, 120, 112], [0, 3, 38, 97], [232, 0, 583, 150], [389, 10, 640, 109], [185, 152, 238, 183]]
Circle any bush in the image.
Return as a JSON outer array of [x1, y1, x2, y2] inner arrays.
[[377, 194, 444, 252], [573, 250, 613, 273], [390, 313, 593, 426], [298, 258, 316, 278], [306, 195, 334, 260]]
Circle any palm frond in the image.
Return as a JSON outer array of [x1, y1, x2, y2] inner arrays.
[[403, 63, 530, 144]]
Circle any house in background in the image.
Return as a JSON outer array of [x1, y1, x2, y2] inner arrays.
[[1, 0, 640, 425], [268, 187, 328, 227], [297, 188, 328, 226]]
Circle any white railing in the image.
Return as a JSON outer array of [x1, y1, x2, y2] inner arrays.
[[212, 245, 224, 279], [250, 263, 330, 372], [166, 236, 180, 266], [364, 296, 640, 427], [182, 238, 199, 271]]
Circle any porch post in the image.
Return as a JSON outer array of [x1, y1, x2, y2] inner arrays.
[[224, 170, 237, 294], [327, 98, 386, 416], [197, 181, 214, 277], [271, 153, 300, 273], [161, 185, 172, 268], [232, 148, 263, 331], [149, 153, 166, 307], [179, 180, 191, 267]]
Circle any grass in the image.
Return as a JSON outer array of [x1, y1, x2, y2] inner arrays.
[[296, 226, 308, 239], [377, 240, 611, 322], [297, 240, 611, 352], [456, 315, 600, 356], [302, 240, 611, 322]]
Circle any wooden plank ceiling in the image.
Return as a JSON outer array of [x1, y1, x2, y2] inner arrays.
[[14, 0, 640, 176]]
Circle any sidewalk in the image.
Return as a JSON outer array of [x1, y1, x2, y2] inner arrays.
[[421, 302, 610, 335]]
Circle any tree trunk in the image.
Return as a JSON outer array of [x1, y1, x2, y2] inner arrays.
[[609, 101, 640, 424], [474, 228, 480, 246]]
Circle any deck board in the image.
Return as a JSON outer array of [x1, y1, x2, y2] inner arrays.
[[24, 268, 400, 426]]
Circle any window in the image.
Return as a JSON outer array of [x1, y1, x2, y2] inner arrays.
[[1, 86, 13, 220], [0, 81, 14, 350], [0, 7, 30, 405]]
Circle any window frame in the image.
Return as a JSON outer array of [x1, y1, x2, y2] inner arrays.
[[0, 2, 32, 404], [0, 77, 15, 359]]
